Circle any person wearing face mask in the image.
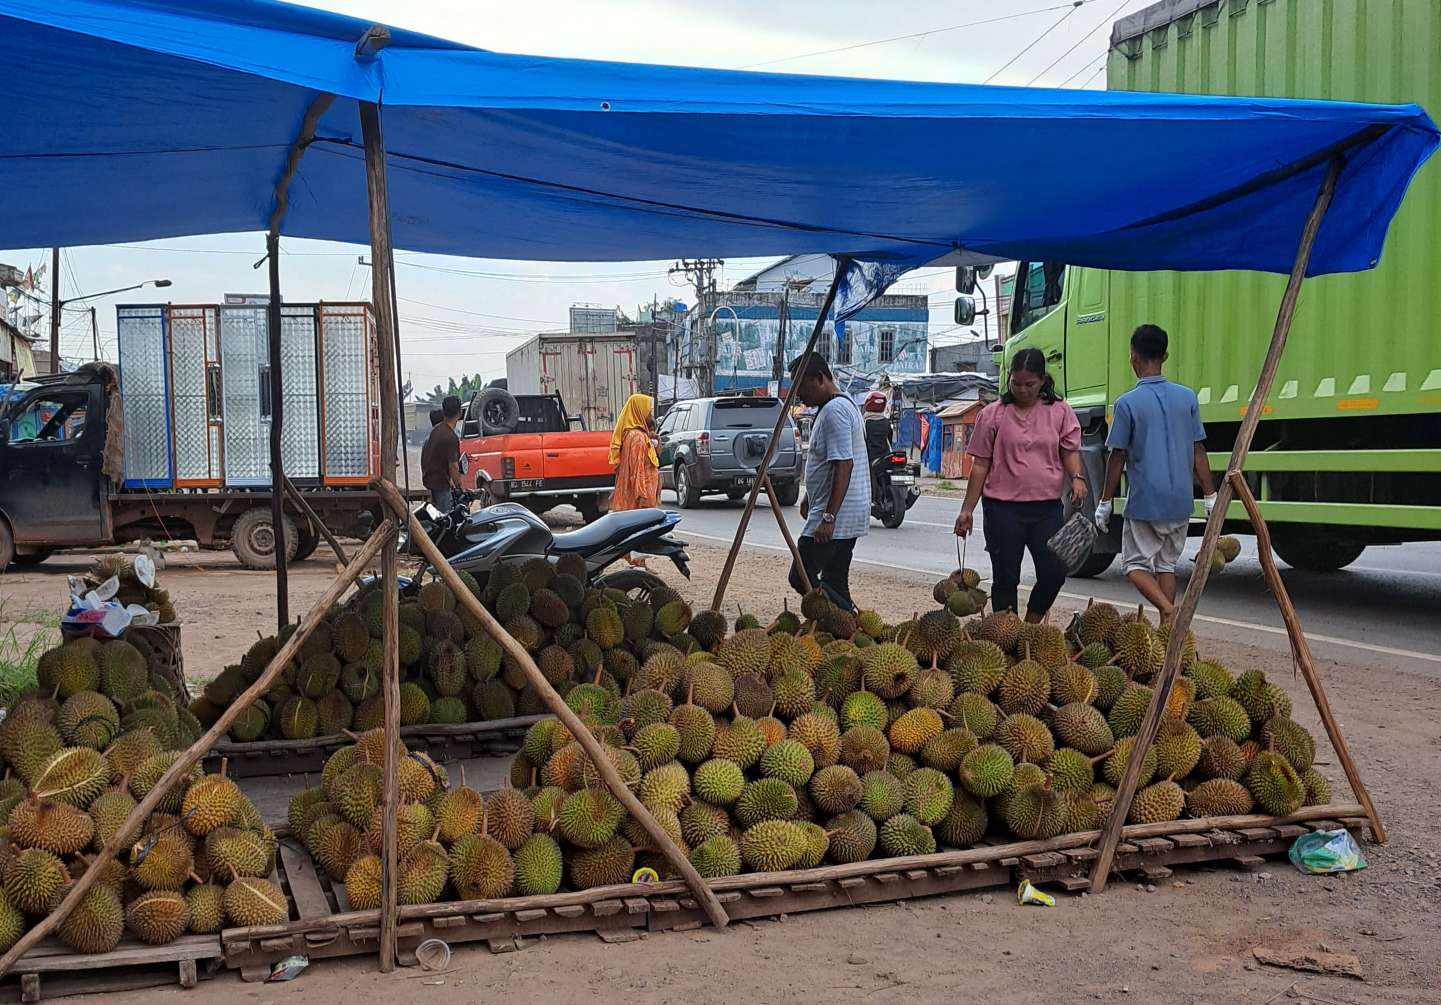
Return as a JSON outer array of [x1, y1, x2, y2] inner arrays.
[[953, 347, 1085, 623]]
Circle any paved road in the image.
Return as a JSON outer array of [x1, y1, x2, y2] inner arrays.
[[660, 489, 1441, 673]]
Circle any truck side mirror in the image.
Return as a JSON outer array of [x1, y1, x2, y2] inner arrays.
[[955, 266, 977, 295], [954, 296, 977, 326]]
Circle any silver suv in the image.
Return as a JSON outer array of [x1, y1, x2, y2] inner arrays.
[[657, 396, 802, 508]]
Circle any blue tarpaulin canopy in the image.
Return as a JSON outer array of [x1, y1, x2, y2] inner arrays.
[[2, 0, 1435, 276]]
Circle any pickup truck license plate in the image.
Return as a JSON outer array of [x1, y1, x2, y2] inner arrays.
[[891, 475, 915, 485], [512, 478, 543, 490], [734, 476, 753, 488]]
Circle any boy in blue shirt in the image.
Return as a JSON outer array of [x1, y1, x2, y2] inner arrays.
[[1095, 324, 1217, 622]]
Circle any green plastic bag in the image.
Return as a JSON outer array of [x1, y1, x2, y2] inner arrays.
[[1288, 829, 1366, 874]]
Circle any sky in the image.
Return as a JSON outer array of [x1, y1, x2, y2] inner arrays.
[[0, 0, 1142, 395]]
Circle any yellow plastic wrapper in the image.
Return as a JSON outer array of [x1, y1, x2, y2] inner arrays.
[[631, 867, 660, 884], [1016, 879, 1055, 907]]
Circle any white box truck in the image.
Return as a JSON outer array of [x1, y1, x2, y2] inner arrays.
[[505, 333, 641, 431]]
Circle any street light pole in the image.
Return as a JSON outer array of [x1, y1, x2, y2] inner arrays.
[[44, 277, 172, 370], [90, 307, 98, 361], [48, 248, 60, 373]]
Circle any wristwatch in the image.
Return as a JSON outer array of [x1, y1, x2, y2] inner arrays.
[[821, 513, 836, 524]]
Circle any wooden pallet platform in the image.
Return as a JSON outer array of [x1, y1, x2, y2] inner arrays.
[[206, 715, 543, 778], [219, 805, 1367, 975], [1018, 816, 1366, 892], [0, 934, 222, 1003]]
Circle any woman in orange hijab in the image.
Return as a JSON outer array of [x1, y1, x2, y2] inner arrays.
[[608, 395, 661, 563]]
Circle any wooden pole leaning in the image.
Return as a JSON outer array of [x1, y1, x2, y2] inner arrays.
[[374, 480, 731, 930], [711, 258, 849, 611], [283, 475, 351, 568], [1088, 157, 1344, 894], [0, 523, 394, 979], [357, 98, 405, 973], [763, 475, 811, 594], [1226, 471, 1386, 842]]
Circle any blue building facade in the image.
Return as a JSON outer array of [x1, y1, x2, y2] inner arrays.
[[676, 291, 928, 392]]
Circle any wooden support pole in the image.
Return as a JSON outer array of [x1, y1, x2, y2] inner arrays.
[[283, 475, 351, 567], [0, 523, 393, 978], [1226, 471, 1386, 842], [358, 98, 404, 972], [374, 480, 731, 930], [1088, 157, 1344, 894], [711, 258, 848, 611], [763, 475, 811, 594], [265, 229, 289, 629]]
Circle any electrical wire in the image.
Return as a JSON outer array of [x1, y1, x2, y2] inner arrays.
[[738, 2, 1084, 70], [1025, 0, 1133, 86], [1057, 52, 1106, 88], [984, 1, 1087, 85]]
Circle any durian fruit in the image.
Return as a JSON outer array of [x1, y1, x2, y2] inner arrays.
[[1128, 778, 1186, 825], [1260, 717, 1315, 773], [860, 643, 920, 700], [760, 739, 814, 787], [1044, 748, 1099, 793], [450, 832, 515, 899], [0, 719, 62, 785], [1186, 778, 1254, 817], [1229, 670, 1279, 725], [1004, 779, 1070, 839], [180, 770, 243, 836], [1091, 666, 1130, 712], [5, 848, 69, 914], [690, 834, 743, 878], [9, 798, 95, 855], [809, 764, 863, 815], [486, 788, 536, 851], [1049, 663, 1097, 707], [920, 728, 978, 772], [205, 827, 271, 880], [1113, 622, 1164, 679], [975, 610, 1024, 653], [670, 698, 717, 765], [223, 877, 289, 926], [857, 770, 905, 823], [997, 658, 1050, 717], [31, 747, 110, 807], [994, 713, 1055, 765], [878, 813, 935, 857], [959, 744, 1015, 798], [1107, 683, 1156, 739], [1050, 703, 1114, 756], [1077, 601, 1122, 647], [185, 884, 226, 934], [935, 790, 988, 847], [838, 725, 891, 775], [887, 707, 943, 756], [57, 885, 124, 955], [1187, 661, 1233, 701], [1216, 536, 1242, 563], [735, 778, 799, 828], [679, 801, 730, 847], [514, 833, 564, 896], [693, 758, 745, 806], [314, 821, 364, 882], [1017, 623, 1068, 671], [947, 692, 1001, 740], [41, 642, 102, 699], [343, 854, 383, 910], [902, 767, 954, 826], [569, 836, 636, 890], [632, 723, 682, 772], [788, 712, 841, 769], [1301, 768, 1331, 807], [1101, 736, 1158, 789], [1075, 642, 1111, 670], [717, 629, 772, 680], [434, 786, 486, 844], [740, 819, 807, 871], [1197, 735, 1247, 781], [946, 639, 1008, 695], [840, 690, 889, 733], [1246, 751, 1305, 816], [56, 691, 121, 750], [558, 788, 625, 849], [1154, 721, 1203, 780], [126, 889, 190, 945], [1187, 696, 1252, 743]]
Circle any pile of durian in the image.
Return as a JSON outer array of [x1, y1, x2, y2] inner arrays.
[[0, 706, 286, 955], [209, 555, 618, 742], [289, 564, 1335, 902]]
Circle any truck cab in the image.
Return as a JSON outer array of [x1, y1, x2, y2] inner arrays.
[[0, 374, 113, 566], [459, 390, 615, 523]]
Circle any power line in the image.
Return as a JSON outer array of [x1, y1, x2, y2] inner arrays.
[[1057, 52, 1106, 88], [738, 3, 1084, 70], [984, 1, 1086, 85], [1078, 62, 1108, 89], [1026, 0, 1133, 86]]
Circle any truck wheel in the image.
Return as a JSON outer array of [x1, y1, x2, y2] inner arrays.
[[0, 519, 14, 571], [292, 523, 320, 562], [675, 463, 701, 509], [231, 507, 299, 570], [1270, 529, 1365, 572], [475, 387, 520, 435], [773, 480, 800, 507], [1071, 550, 1116, 579]]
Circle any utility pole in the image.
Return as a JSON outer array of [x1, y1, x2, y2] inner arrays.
[[90, 307, 98, 361], [772, 287, 788, 394], [649, 295, 662, 399], [48, 247, 61, 372], [668, 258, 722, 397]]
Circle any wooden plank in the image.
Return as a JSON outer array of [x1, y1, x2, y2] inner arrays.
[[278, 843, 334, 922]]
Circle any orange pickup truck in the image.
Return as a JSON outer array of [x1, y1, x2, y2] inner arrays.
[[459, 389, 614, 522]]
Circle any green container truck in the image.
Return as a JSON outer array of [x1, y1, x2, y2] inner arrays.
[[1002, 0, 1440, 575]]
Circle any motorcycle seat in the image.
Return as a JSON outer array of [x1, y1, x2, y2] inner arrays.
[[550, 508, 669, 554]]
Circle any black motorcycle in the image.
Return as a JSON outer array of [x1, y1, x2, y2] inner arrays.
[[864, 418, 920, 528], [366, 491, 690, 600]]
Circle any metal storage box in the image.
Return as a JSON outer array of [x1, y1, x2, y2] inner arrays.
[[166, 305, 222, 487], [317, 303, 379, 485], [116, 305, 173, 489]]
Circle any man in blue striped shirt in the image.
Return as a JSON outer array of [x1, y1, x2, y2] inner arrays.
[[788, 354, 870, 611]]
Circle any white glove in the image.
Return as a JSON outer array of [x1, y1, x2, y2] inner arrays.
[[1094, 499, 1113, 532], [1203, 493, 1217, 516]]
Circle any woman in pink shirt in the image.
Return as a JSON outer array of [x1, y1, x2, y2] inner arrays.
[[954, 348, 1086, 622]]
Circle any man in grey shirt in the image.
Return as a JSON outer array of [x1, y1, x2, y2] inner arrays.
[[788, 355, 870, 610]]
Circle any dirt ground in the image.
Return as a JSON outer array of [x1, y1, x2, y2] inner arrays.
[[1, 537, 1437, 1005]]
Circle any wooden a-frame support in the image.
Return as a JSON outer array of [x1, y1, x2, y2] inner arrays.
[[1089, 155, 1385, 893], [711, 258, 848, 611]]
